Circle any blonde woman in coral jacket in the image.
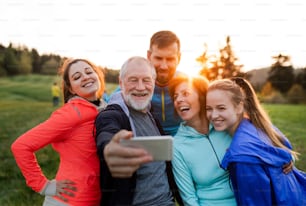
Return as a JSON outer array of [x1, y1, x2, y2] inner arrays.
[[11, 58, 106, 206]]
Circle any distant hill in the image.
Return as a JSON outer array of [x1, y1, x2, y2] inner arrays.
[[246, 67, 303, 90], [246, 67, 270, 89]]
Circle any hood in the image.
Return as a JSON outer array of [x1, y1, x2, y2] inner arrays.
[[175, 122, 208, 139], [107, 91, 137, 135], [108, 91, 129, 115], [107, 91, 153, 136]]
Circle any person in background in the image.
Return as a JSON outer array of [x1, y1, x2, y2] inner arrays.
[[168, 74, 236, 206], [95, 56, 180, 206], [11, 58, 106, 206], [206, 77, 306, 206], [51, 82, 60, 106], [147, 30, 182, 136]]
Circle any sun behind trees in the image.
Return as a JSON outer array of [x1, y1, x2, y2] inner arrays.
[[196, 36, 244, 81], [195, 36, 306, 104]]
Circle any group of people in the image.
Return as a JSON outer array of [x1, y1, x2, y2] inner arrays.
[[11, 30, 305, 206]]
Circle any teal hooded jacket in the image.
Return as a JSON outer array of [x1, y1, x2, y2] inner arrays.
[[172, 123, 237, 206]]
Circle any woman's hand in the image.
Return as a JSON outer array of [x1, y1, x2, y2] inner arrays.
[[56, 179, 77, 202], [40, 179, 77, 202]]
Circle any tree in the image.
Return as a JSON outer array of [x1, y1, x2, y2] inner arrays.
[[3, 46, 19, 75], [197, 43, 219, 80], [40, 54, 63, 75], [268, 54, 294, 94], [197, 36, 244, 81], [261, 81, 274, 96], [0, 44, 6, 76], [31, 48, 41, 73], [286, 84, 306, 104], [18, 50, 32, 74], [41, 57, 60, 74], [104, 67, 119, 83], [296, 68, 306, 90], [218, 36, 244, 78]]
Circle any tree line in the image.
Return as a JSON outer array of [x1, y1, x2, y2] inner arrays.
[[0, 43, 119, 83], [1, 39, 306, 103]]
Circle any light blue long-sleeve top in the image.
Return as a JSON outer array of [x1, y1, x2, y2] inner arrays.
[[172, 122, 236, 206]]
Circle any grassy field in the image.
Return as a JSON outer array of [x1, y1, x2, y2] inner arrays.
[[0, 75, 305, 205]]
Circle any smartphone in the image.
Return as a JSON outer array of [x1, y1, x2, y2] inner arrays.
[[120, 136, 173, 161]]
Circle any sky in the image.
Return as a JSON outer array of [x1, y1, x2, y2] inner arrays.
[[1, 0, 306, 75]]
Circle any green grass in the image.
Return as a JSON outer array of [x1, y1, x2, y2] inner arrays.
[[0, 75, 305, 205], [263, 104, 306, 168]]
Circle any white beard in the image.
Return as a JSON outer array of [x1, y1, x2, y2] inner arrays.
[[124, 92, 152, 111]]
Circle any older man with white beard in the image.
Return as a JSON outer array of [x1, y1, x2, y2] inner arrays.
[[95, 56, 179, 206]]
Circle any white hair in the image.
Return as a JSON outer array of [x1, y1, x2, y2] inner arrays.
[[119, 56, 156, 80]]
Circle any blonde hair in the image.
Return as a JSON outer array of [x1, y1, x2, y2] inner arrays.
[[208, 78, 299, 160]]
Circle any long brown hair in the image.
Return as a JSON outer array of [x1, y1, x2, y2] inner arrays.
[[58, 58, 105, 103], [208, 78, 299, 160]]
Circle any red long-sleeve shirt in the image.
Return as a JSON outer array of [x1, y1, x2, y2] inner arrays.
[[11, 98, 101, 205]]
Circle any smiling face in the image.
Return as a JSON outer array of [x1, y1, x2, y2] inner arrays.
[[147, 43, 180, 86], [68, 61, 100, 101], [206, 89, 243, 135], [120, 58, 155, 112], [173, 82, 202, 124]]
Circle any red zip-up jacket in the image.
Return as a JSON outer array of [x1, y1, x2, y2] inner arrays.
[[11, 98, 101, 205]]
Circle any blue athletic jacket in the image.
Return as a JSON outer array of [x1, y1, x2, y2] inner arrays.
[[221, 118, 306, 206], [151, 84, 182, 136]]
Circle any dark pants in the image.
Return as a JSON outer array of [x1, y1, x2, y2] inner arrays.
[[52, 96, 59, 106]]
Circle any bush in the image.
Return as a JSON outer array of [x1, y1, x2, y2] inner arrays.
[[0, 67, 7, 77], [261, 91, 287, 104], [286, 84, 306, 104]]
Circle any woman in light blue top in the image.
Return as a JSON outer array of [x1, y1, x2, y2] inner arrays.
[[168, 74, 236, 206]]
